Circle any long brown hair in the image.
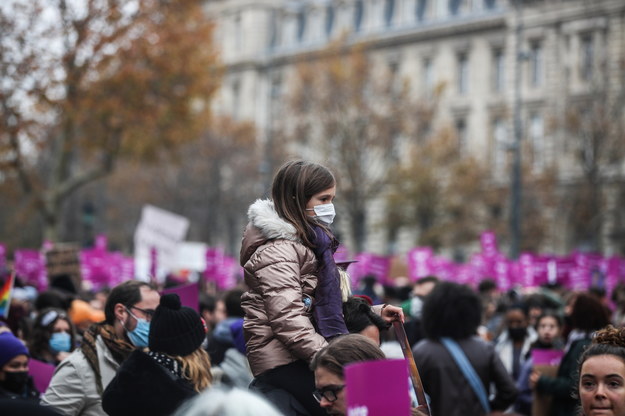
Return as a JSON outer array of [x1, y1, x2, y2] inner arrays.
[[175, 348, 213, 392], [310, 334, 385, 378], [271, 160, 335, 248]]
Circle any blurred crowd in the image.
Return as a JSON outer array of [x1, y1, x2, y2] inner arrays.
[[0, 265, 624, 416]]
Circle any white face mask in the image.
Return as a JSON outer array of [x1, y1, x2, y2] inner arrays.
[[307, 203, 336, 225]]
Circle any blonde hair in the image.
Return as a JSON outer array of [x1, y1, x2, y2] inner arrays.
[[175, 348, 213, 392]]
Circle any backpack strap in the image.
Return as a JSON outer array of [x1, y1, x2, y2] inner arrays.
[[440, 337, 491, 414]]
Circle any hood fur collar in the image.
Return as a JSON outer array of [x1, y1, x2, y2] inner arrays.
[[247, 199, 298, 241]]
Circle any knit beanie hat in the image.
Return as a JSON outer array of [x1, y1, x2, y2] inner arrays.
[[0, 331, 29, 368], [148, 294, 206, 357]]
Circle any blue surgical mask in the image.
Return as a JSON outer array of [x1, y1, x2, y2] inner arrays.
[[49, 332, 72, 353], [123, 308, 150, 348]]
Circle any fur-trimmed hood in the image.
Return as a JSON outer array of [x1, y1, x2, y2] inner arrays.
[[248, 199, 298, 241], [239, 199, 300, 266]]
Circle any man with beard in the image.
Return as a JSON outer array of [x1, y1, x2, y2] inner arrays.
[[42, 281, 160, 416]]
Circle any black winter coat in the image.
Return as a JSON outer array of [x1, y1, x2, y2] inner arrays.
[[102, 350, 196, 416]]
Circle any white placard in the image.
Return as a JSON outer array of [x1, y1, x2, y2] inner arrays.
[[134, 205, 190, 280]]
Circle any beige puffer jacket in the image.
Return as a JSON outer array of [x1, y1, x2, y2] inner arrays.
[[240, 199, 328, 377]]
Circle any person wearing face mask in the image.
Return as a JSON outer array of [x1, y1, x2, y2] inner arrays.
[[29, 308, 77, 365], [493, 304, 537, 387], [0, 329, 39, 401], [240, 160, 404, 416], [102, 293, 211, 416], [42, 281, 160, 416], [515, 311, 564, 415]]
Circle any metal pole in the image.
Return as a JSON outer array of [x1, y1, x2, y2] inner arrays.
[[510, 0, 523, 259]]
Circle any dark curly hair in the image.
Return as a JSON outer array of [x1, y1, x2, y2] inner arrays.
[[575, 325, 625, 400], [342, 296, 388, 335], [422, 281, 482, 340]]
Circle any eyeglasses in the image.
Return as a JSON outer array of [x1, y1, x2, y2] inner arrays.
[[127, 305, 156, 321], [312, 385, 345, 403]]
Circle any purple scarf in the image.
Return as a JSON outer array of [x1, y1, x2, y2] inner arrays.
[[311, 225, 348, 339]]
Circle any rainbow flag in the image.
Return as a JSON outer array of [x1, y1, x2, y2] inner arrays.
[[0, 272, 15, 318]]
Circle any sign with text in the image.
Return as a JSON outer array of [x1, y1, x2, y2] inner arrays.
[[161, 282, 199, 312], [134, 205, 189, 281], [345, 359, 411, 416], [45, 244, 81, 290]]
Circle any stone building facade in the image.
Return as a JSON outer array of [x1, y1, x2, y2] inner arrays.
[[206, 0, 625, 256]]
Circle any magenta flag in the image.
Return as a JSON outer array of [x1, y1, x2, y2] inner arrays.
[[368, 255, 391, 284], [29, 358, 56, 393], [407, 247, 434, 281], [95, 234, 108, 251], [204, 247, 224, 283], [518, 253, 536, 288], [480, 231, 499, 257], [532, 349, 564, 366], [14, 249, 47, 291], [333, 244, 350, 264], [345, 359, 411, 416], [161, 282, 199, 312], [495, 255, 513, 292], [431, 256, 456, 281]]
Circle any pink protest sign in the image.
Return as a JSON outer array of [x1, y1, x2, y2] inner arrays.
[[161, 282, 199, 312], [532, 349, 564, 366], [480, 231, 499, 257], [14, 249, 47, 291], [334, 245, 351, 264], [407, 247, 434, 282], [345, 359, 411, 416], [29, 358, 56, 393]]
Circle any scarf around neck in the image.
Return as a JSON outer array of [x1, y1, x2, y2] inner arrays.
[[310, 225, 348, 339], [81, 323, 135, 395]]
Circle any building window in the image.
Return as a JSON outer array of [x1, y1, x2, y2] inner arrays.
[[455, 118, 467, 153], [484, 0, 496, 9], [297, 10, 307, 43], [449, 0, 462, 16], [269, 11, 279, 49], [416, 0, 427, 22], [384, 0, 395, 28], [231, 80, 240, 120], [580, 33, 593, 81], [529, 113, 544, 171], [529, 42, 543, 87], [325, 6, 335, 37], [493, 48, 505, 93], [354, 0, 364, 32], [493, 118, 507, 173], [269, 75, 282, 125], [457, 53, 468, 95], [234, 13, 242, 51], [424, 58, 434, 91]]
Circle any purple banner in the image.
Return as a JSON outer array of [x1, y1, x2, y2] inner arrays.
[[532, 349, 564, 366], [14, 249, 47, 291], [345, 359, 411, 416], [480, 231, 499, 257], [407, 247, 434, 282], [162, 282, 199, 312], [29, 358, 56, 393]]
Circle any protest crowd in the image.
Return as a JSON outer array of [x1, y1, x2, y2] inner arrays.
[[1, 160, 625, 416]]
